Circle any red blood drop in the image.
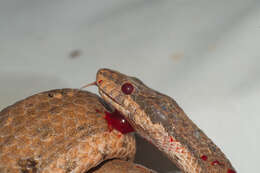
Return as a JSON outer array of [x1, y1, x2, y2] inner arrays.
[[121, 83, 134, 95], [170, 136, 174, 142], [211, 160, 221, 166], [98, 80, 103, 84], [227, 169, 236, 173], [104, 110, 134, 134], [200, 155, 208, 161]]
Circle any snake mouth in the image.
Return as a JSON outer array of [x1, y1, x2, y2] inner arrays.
[[98, 89, 130, 117], [99, 89, 137, 134], [98, 87, 158, 144], [99, 89, 154, 143]]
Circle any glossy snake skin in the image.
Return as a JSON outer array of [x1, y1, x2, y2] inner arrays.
[[96, 68, 236, 173], [0, 89, 156, 172]]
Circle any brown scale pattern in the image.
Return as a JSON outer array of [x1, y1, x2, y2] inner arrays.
[[0, 89, 137, 173], [96, 68, 236, 173]]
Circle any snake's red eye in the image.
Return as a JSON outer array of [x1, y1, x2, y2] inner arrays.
[[121, 83, 134, 95]]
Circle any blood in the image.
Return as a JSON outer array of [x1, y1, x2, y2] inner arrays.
[[121, 83, 134, 95], [200, 155, 208, 161], [95, 109, 101, 113], [170, 136, 174, 142], [227, 169, 236, 173], [175, 147, 183, 153], [104, 110, 134, 134], [98, 80, 103, 84], [211, 160, 221, 166]]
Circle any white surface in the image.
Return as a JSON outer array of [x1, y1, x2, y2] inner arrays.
[[1, 0, 259, 172]]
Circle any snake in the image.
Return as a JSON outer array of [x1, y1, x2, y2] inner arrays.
[[96, 68, 236, 173], [0, 68, 236, 173]]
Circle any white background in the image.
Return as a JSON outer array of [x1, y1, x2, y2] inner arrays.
[[0, 0, 259, 172]]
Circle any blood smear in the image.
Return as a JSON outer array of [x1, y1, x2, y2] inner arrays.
[[104, 110, 134, 134], [227, 169, 236, 173], [200, 155, 208, 161], [211, 160, 221, 166]]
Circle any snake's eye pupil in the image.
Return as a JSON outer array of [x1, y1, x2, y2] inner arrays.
[[121, 83, 134, 95]]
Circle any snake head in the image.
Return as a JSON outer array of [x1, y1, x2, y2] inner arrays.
[[96, 68, 182, 140]]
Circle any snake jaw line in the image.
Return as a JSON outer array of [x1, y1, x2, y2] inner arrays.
[[98, 88, 151, 138], [99, 89, 131, 118]]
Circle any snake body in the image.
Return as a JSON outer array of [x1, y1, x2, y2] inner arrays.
[[96, 68, 236, 173], [0, 69, 236, 173], [0, 89, 145, 172]]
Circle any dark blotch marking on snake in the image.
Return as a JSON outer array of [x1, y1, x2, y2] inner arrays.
[[18, 158, 38, 173]]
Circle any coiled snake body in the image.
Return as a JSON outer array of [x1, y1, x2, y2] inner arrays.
[[0, 68, 236, 173]]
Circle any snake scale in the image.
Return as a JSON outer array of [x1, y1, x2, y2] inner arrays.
[[0, 68, 236, 173]]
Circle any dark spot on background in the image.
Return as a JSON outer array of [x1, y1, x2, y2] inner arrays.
[[69, 49, 82, 59]]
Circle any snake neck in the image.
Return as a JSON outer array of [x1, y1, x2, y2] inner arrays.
[[133, 106, 235, 173]]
